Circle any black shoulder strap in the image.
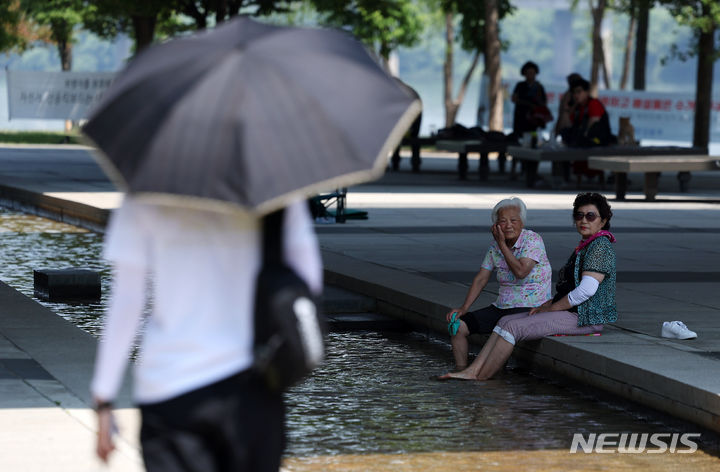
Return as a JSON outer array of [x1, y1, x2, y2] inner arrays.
[[262, 209, 285, 267]]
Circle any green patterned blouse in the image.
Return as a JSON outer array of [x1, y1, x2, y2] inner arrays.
[[573, 235, 617, 326]]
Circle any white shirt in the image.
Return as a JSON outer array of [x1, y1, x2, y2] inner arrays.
[[91, 197, 322, 404]]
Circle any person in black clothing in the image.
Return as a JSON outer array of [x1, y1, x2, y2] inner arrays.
[[511, 61, 548, 177], [511, 61, 548, 138]]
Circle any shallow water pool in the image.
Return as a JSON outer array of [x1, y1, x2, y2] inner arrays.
[[0, 208, 718, 470]]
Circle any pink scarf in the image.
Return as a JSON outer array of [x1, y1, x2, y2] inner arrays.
[[575, 230, 616, 254]]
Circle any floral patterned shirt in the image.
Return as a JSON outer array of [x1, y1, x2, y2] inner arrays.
[[481, 229, 552, 309]]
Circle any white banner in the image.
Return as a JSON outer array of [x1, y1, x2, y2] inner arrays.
[[493, 81, 720, 143], [6, 70, 115, 120]]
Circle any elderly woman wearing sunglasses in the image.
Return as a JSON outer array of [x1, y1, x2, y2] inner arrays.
[[439, 192, 616, 381]]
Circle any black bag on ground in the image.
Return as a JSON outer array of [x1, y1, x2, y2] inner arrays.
[[253, 209, 326, 393]]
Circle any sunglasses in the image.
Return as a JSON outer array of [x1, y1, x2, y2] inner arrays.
[[573, 211, 599, 222]]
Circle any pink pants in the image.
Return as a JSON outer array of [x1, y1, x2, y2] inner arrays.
[[493, 311, 603, 346]]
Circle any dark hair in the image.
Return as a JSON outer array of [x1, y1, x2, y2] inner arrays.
[[573, 192, 612, 230], [566, 73, 582, 86], [571, 77, 590, 91], [521, 61, 539, 76]]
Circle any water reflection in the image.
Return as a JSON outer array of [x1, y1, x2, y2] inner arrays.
[[0, 208, 718, 469], [0, 209, 109, 334], [284, 331, 720, 469]]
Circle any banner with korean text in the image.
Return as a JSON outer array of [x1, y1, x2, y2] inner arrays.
[[543, 85, 720, 143], [489, 81, 720, 143], [6, 70, 115, 120]]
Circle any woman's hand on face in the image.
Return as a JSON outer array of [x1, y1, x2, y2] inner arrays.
[[446, 308, 466, 322], [491, 224, 506, 246], [529, 300, 552, 315]]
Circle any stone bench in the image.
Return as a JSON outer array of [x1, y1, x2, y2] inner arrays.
[[588, 155, 720, 200], [507, 145, 708, 188], [390, 136, 437, 172], [434, 139, 509, 180]]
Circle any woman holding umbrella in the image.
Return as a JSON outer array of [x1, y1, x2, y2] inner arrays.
[[91, 198, 323, 470], [87, 16, 421, 472]]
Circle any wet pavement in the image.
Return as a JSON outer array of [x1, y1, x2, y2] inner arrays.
[[0, 144, 719, 470]]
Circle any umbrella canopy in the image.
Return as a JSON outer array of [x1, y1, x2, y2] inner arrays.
[[83, 16, 421, 215]]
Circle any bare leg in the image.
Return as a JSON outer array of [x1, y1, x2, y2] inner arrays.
[[441, 333, 501, 380], [450, 321, 470, 369], [475, 337, 514, 380]]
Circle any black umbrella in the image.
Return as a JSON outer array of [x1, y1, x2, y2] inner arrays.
[[83, 16, 421, 214]]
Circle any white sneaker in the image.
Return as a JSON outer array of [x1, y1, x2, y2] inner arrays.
[[661, 321, 697, 340]]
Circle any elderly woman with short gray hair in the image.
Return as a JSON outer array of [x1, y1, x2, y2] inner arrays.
[[445, 197, 552, 369], [440, 193, 616, 381]]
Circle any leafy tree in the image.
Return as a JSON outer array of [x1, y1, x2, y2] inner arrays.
[[82, 0, 179, 52], [311, 0, 424, 64], [0, 1, 24, 52], [173, 1, 300, 29], [437, 0, 513, 127], [84, 1, 309, 52], [0, 0, 49, 54], [659, 0, 720, 148], [21, 0, 87, 71]]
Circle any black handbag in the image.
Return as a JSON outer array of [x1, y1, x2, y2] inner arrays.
[[253, 208, 326, 392]]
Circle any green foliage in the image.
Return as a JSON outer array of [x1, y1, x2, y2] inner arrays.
[[83, 0, 305, 50], [454, 0, 514, 52], [21, 0, 85, 45], [82, 0, 179, 49], [171, 0, 300, 29], [658, 0, 720, 62], [0, 0, 49, 53], [0, 1, 24, 52], [311, 0, 424, 59], [662, 0, 720, 33], [0, 130, 82, 144]]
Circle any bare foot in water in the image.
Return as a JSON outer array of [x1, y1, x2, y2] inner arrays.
[[436, 370, 477, 381]]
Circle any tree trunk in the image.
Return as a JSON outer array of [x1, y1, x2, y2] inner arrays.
[[181, 0, 208, 29], [132, 15, 157, 51], [228, 0, 242, 17], [693, 22, 715, 149], [57, 39, 72, 71], [216, 0, 228, 23], [59, 39, 73, 133], [633, 0, 649, 90], [446, 51, 481, 126], [599, 38, 611, 89], [379, 40, 391, 67], [454, 51, 481, 119], [589, 0, 606, 96], [443, 12, 456, 127], [619, 8, 636, 90], [485, 0, 503, 132]]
